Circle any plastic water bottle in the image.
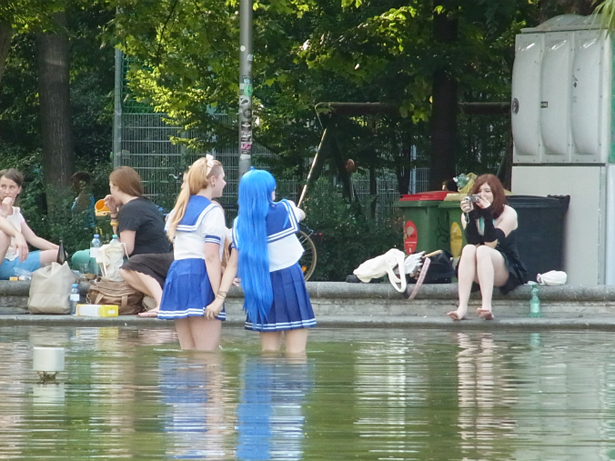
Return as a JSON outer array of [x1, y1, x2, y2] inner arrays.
[[90, 234, 102, 257], [110, 234, 119, 244], [530, 284, 541, 318], [90, 233, 102, 275], [69, 283, 80, 315]]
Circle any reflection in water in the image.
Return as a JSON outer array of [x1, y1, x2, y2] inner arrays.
[[237, 357, 312, 460], [2, 326, 615, 459], [159, 353, 232, 460], [455, 332, 517, 460]]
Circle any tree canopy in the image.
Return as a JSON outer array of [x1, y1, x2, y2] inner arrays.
[[105, 1, 562, 187]]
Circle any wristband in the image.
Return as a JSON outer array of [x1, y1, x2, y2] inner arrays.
[[464, 221, 483, 245], [475, 205, 493, 219], [467, 209, 480, 222], [482, 217, 497, 243]]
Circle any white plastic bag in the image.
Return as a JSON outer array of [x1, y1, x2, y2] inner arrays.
[[353, 249, 407, 292], [393, 251, 425, 277], [95, 239, 128, 281], [537, 270, 567, 286]]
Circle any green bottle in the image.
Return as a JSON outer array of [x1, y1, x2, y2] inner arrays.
[[530, 284, 540, 318]]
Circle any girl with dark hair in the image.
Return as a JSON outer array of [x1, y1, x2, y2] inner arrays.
[[157, 156, 228, 351], [0, 168, 59, 279], [206, 169, 316, 355], [447, 174, 528, 321]]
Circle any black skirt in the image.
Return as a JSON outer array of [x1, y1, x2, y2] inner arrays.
[[121, 252, 174, 288]]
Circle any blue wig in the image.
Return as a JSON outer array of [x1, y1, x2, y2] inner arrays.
[[236, 169, 276, 323]]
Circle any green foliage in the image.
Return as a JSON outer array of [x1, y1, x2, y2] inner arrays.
[[594, 0, 615, 33], [0, 1, 114, 250], [106, 0, 549, 185], [17, 169, 102, 255], [303, 178, 401, 281]]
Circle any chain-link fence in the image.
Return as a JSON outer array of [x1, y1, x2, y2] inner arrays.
[[115, 55, 431, 218]]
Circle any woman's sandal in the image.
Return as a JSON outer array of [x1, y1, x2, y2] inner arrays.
[[447, 311, 466, 321], [476, 308, 494, 320]]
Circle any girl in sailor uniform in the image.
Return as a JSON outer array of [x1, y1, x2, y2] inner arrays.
[[205, 169, 315, 355], [158, 156, 228, 350]]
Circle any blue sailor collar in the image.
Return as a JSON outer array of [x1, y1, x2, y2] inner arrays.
[[177, 195, 215, 232], [231, 199, 299, 248], [266, 200, 299, 242]]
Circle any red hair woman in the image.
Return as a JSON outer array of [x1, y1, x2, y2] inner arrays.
[[447, 174, 528, 320]]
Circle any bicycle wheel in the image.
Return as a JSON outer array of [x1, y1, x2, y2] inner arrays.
[[298, 230, 317, 281]]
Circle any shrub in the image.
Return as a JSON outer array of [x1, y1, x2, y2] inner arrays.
[[302, 179, 401, 281]]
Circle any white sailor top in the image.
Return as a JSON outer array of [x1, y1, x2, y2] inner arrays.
[[232, 199, 304, 272], [166, 196, 227, 261]]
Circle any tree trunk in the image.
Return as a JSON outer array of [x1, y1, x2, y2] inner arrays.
[[36, 11, 73, 209], [429, 2, 458, 190], [0, 21, 12, 87]]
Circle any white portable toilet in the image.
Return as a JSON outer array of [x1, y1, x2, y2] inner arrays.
[[511, 14, 615, 285]]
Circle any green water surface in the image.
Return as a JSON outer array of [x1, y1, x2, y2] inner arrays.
[[1, 326, 614, 460]]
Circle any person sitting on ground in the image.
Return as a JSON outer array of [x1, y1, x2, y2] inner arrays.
[[71, 171, 95, 228], [0, 168, 60, 279], [71, 166, 173, 313], [447, 174, 528, 321], [103, 166, 174, 316]]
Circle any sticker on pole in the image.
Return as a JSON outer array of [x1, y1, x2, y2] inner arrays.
[[404, 221, 418, 254]]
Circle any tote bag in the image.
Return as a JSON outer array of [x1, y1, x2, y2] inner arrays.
[[353, 249, 407, 292], [28, 262, 78, 314]]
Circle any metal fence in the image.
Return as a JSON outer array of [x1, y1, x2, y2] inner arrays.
[[116, 112, 430, 213], [115, 55, 431, 216]]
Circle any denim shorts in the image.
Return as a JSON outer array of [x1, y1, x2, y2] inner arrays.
[[0, 251, 42, 279]]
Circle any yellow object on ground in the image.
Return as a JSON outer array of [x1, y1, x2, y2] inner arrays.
[[76, 304, 118, 317]]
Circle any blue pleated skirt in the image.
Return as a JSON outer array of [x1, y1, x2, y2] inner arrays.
[[245, 262, 316, 332], [158, 258, 226, 321]]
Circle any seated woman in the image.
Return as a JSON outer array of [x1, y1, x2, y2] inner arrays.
[[0, 168, 59, 279], [447, 174, 528, 321], [72, 167, 173, 314], [103, 166, 174, 316]]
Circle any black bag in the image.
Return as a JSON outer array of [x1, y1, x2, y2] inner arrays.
[[409, 249, 455, 284]]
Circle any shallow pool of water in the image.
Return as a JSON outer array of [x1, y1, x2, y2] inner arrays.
[[1, 326, 615, 460]]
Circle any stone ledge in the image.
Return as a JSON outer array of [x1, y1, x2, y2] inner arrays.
[[3, 279, 614, 301], [2, 280, 614, 318]]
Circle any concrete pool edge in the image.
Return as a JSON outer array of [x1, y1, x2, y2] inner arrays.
[[2, 281, 615, 328]]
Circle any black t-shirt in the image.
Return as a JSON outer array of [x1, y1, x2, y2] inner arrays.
[[117, 197, 172, 255]]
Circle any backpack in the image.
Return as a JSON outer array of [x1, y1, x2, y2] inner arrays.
[[408, 249, 455, 284], [87, 278, 144, 315]]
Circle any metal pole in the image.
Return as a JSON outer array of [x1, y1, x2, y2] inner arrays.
[[112, 47, 123, 169], [238, 0, 253, 178]]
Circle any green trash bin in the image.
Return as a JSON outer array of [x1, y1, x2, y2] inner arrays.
[[395, 191, 451, 255], [439, 198, 465, 261]]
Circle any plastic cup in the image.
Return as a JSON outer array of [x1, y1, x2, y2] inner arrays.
[[95, 199, 110, 216]]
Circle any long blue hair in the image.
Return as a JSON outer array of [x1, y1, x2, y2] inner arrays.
[[236, 169, 276, 323]]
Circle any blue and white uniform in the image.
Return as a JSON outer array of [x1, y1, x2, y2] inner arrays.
[[158, 196, 227, 321], [232, 199, 316, 332]]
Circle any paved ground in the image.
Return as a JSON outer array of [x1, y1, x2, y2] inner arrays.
[[2, 281, 615, 330]]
